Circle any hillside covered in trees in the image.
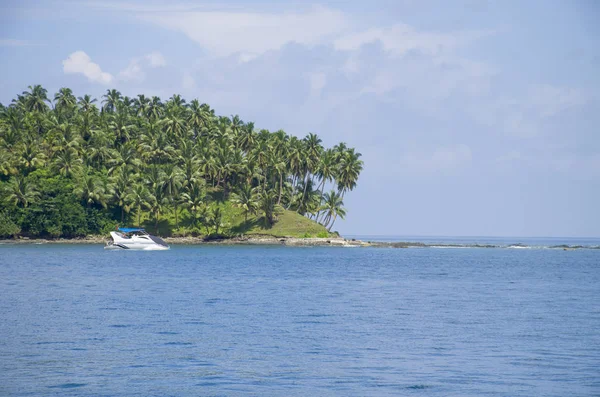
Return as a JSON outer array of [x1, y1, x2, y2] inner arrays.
[[0, 85, 363, 239]]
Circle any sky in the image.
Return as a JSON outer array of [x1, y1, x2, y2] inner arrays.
[[1, 0, 599, 237]]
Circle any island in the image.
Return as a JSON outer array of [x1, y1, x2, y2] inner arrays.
[[0, 86, 363, 241]]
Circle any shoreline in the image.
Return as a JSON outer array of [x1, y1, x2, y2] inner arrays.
[[0, 236, 596, 249], [0, 236, 370, 247]]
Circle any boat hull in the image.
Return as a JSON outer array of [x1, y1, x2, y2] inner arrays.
[[104, 244, 169, 250]]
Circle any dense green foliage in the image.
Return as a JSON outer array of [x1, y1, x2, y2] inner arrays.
[[0, 85, 363, 238]]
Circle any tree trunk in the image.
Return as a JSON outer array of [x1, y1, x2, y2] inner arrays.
[[174, 203, 179, 228], [277, 172, 283, 205], [314, 178, 325, 223], [323, 213, 331, 229], [121, 207, 124, 223], [298, 170, 309, 213], [328, 213, 338, 232], [223, 177, 228, 200]]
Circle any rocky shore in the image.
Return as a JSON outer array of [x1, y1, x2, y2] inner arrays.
[[1, 237, 593, 249], [0, 235, 430, 248]]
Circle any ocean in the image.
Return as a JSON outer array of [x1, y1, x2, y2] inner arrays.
[[0, 242, 598, 396]]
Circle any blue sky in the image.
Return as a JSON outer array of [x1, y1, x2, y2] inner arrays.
[[1, 0, 599, 237]]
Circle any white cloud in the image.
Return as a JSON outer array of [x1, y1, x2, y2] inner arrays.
[[117, 51, 166, 82], [334, 24, 490, 57], [145, 51, 166, 67], [118, 59, 144, 82], [140, 6, 348, 58], [62, 51, 113, 84]]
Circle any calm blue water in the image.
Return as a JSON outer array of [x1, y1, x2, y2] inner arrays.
[[0, 244, 599, 396]]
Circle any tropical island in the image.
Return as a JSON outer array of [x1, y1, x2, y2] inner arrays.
[[0, 85, 363, 241]]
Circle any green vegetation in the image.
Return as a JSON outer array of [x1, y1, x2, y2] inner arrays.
[[0, 85, 363, 238]]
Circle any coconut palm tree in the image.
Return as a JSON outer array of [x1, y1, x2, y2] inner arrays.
[[22, 85, 50, 113], [258, 190, 277, 227], [182, 181, 206, 227], [134, 94, 151, 119], [162, 164, 184, 228], [77, 94, 97, 113], [127, 182, 152, 227], [315, 148, 336, 222], [298, 133, 322, 209], [17, 138, 46, 173], [4, 176, 40, 207], [320, 190, 346, 231], [336, 148, 364, 198], [148, 184, 166, 233], [110, 167, 132, 223], [230, 184, 259, 222], [109, 142, 142, 174], [148, 96, 163, 120], [0, 150, 17, 176], [211, 206, 223, 235], [54, 87, 77, 121], [102, 89, 122, 113], [74, 169, 107, 208], [229, 115, 244, 141], [188, 99, 211, 138], [52, 148, 83, 177]]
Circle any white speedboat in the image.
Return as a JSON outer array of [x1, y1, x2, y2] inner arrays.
[[105, 228, 170, 250]]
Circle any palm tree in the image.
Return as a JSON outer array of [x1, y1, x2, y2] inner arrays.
[[17, 138, 46, 173], [162, 164, 183, 228], [299, 133, 322, 210], [148, 96, 163, 120], [134, 94, 151, 119], [258, 190, 277, 227], [320, 190, 346, 231], [229, 114, 244, 141], [315, 149, 336, 222], [77, 94, 97, 113], [188, 100, 212, 137], [52, 148, 83, 177], [102, 89, 122, 113], [54, 87, 76, 118], [211, 206, 223, 235], [22, 85, 50, 113], [337, 148, 364, 198], [238, 123, 257, 153], [182, 181, 206, 227], [180, 155, 203, 191], [0, 150, 17, 176], [148, 184, 166, 233], [127, 183, 152, 227], [4, 176, 40, 207], [110, 167, 132, 223], [109, 142, 141, 174], [74, 169, 107, 208], [230, 184, 259, 222]]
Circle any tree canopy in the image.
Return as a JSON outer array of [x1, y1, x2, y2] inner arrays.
[[0, 85, 363, 238]]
